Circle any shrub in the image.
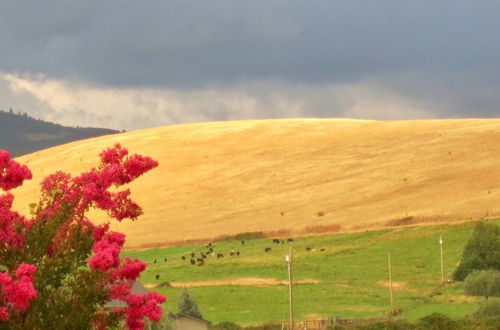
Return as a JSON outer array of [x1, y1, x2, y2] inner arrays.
[[416, 313, 460, 330], [464, 269, 500, 300], [210, 321, 242, 330], [385, 216, 414, 227], [178, 288, 203, 319], [473, 299, 500, 319], [244, 322, 282, 330], [453, 222, 500, 281], [0, 145, 164, 329], [214, 231, 265, 242], [233, 231, 266, 241], [356, 320, 415, 330]]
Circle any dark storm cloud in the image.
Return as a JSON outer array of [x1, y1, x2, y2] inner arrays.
[[1, 0, 500, 125], [1, 1, 499, 88]]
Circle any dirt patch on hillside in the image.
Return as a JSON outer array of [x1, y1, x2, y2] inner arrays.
[[149, 277, 320, 288], [376, 281, 408, 288]]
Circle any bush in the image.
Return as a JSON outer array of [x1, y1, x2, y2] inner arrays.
[[473, 299, 500, 319], [464, 269, 500, 300], [210, 321, 242, 330], [233, 231, 266, 241], [244, 322, 282, 330], [453, 222, 500, 281], [214, 231, 265, 242], [355, 320, 414, 330], [178, 288, 203, 319], [416, 313, 460, 330]]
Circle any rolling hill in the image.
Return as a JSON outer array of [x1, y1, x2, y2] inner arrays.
[[11, 118, 500, 248]]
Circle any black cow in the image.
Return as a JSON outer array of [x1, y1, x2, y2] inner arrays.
[[153, 259, 157, 264], [164, 257, 168, 262], [217, 253, 224, 258], [264, 247, 272, 252], [190, 259, 196, 265], [306, 247, 312, 251], [181, 256, 186, 260], [287, 238, 294, 242], [272, 239, 280, 244], [155, 274, 160, 280]]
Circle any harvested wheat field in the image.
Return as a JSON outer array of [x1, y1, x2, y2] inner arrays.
[[11, 118, 500, 248]]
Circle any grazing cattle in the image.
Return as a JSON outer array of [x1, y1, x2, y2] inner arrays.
[[153, 259, 157, 264], [320, 248, 325, 252], [287, 238, 294, 242], [181, 256, 186, 260], [155, 274, 160, 280], [201, 253, 206, 259], [272, 239, 280, 244], [306, 247, 312, 251], [191, 253, 195, 258], [190, 259, 196, 265], [208, 247, 214, 253], [217, 253, 224, 258], [236, 251, 240, 256], [197, 258, 203, 262], [264, 247, 272, 252], [241, 240, 245, 245], [164, 257, 167, 262], [198, 260, 205, 266]]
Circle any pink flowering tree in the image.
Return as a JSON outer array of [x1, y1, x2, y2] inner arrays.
[[0, 144, 165, 329]]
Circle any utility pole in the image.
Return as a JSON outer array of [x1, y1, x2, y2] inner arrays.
[[440, 235, 445, 287], [388, 252, 395, 316], [286, 246, 294, 330]]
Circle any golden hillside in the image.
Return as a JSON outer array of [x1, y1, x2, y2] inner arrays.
[[11, 118, 500, 248]]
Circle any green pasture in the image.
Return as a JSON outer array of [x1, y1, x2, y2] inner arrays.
[[123, 220, 498, 325]]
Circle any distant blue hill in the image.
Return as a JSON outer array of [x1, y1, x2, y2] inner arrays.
[[0, 109, 119, 156]]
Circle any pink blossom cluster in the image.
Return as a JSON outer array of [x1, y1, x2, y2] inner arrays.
[[125, 292, 166, 330], [0, 150, 32, 191], [0, 264, 37, 321], [0, 150, 33, 250], [39, 144, 158, 221], [89, 231, 125, 271], [89, 220, 165, 329], [0, 193, 29, 249], [0, 145, 165, 329]]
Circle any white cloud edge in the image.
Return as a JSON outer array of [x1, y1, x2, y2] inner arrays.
[[0, 72, 436, 131]]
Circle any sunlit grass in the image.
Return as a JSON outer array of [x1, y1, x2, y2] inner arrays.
[[123, 220, 499, 324]]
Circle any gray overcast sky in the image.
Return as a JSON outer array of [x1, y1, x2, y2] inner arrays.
[[1, 1, 499, 130]]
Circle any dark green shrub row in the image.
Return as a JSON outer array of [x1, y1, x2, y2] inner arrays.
[[214, 231, 266, 242], [326, 312, 500, 330]]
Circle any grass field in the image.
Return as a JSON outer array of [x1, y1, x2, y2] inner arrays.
[[122, 220, 498, 325]]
